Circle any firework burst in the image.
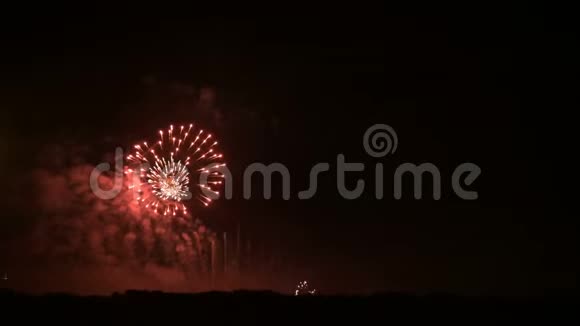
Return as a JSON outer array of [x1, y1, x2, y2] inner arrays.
[[126, 123, 226, 216]]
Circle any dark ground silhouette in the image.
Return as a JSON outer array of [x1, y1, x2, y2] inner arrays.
[[1, 288, 577, 322]]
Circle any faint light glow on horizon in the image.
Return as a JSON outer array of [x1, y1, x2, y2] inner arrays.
[[295, 280, 317, 296]]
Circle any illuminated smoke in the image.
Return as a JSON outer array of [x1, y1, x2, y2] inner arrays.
[[24, 144, 219, 293]]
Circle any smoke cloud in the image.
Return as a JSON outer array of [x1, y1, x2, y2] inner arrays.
[[8, 144, 218, 294]]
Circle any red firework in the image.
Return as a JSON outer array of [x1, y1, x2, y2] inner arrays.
[[125, 123, 226, 216]]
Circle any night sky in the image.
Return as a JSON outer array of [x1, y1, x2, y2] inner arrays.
[[0, 6, 577, 295]]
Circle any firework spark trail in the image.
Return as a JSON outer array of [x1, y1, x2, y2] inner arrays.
[[126, 123, 226, 216]]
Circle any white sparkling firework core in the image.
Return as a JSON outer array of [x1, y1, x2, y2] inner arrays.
[[148, 157, 190, 201]]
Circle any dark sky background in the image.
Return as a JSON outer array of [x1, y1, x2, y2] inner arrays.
[[0, 5, 577, 295]]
